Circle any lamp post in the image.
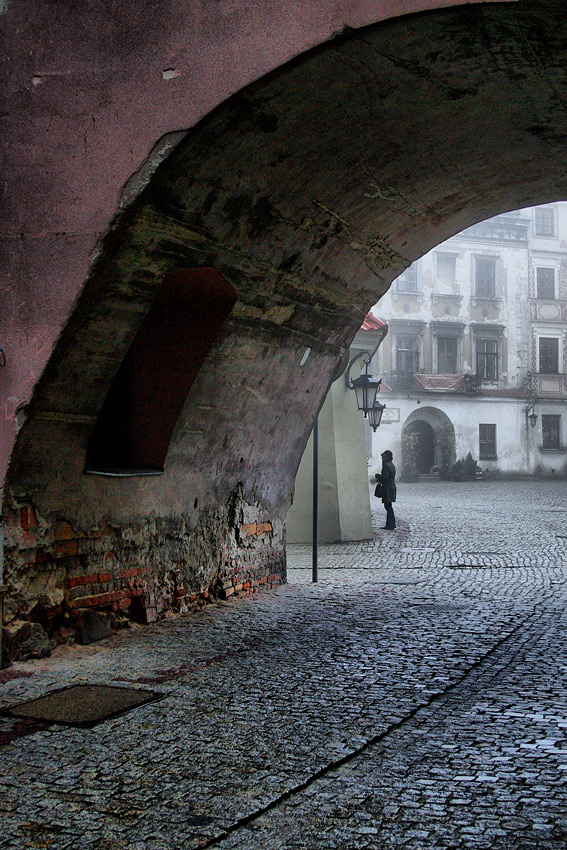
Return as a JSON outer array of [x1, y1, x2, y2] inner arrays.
[[312, 416, 318, 583]]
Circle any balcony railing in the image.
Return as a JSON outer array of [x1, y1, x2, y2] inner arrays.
[[464, 373, 482, 394], [382, 371, 416, 392], [382, 371, 482, 394]]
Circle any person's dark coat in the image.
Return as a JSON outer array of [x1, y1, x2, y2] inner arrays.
[[376, 460, 397, 503]]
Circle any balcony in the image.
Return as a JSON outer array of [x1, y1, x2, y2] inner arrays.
[[524, 371, 567, 398], [464, 374, 482, 393], [382, 370, 415, 392], [530, 300, 567, 323], [382, 372, 482, 394]]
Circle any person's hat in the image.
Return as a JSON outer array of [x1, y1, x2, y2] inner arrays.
[[381, 450, 393, 460]]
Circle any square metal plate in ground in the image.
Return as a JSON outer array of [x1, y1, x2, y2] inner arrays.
[[2, 684, 163, 728]]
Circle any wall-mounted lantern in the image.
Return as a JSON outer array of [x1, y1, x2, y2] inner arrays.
[[346, 357, 382, 413], [526, 404, 538, 428], [367, 400, 386, 432], [344, 312, 389, 431], [345, 348, 386, 431]]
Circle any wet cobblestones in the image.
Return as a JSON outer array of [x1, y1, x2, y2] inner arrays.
[[1, 481, 566, 849]]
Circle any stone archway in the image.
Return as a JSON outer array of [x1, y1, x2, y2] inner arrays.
[[5, 1, 567, 653], [402, 407, 456, 479]]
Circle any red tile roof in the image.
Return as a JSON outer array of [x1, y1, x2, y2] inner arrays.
[[361, 311, 388, 331]]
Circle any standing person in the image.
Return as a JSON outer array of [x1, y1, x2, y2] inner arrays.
[[375, 449, 397, 530]]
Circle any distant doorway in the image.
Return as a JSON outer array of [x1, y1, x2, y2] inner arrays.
[[401, 408, 456, 480], [404, 420, 435, 475]]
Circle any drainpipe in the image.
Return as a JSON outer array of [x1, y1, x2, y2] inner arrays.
[[312, 417, 318, 583]]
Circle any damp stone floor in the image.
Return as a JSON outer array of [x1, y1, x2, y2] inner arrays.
[[1, 480, 566, 849]]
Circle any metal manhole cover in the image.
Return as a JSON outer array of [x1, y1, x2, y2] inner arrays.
[[2, 684, 163, 728]]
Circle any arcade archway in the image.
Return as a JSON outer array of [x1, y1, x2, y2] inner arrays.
[[4, 1, 567, 653]]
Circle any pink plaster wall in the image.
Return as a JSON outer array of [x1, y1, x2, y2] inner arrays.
[[0, 0, 515, 486]]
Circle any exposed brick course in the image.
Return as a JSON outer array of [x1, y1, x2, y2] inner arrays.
[[2, 492, 285, 660]]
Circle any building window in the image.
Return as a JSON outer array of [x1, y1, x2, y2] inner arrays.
[[437, 337, 458, 373], [536, 267, 556, 299], [538, 337, 560, 374], [476, 339, 499, 381], [474, 257, 497, 298], [479, 424, 497, 459], [395, 263, 418, 292], [436, 253, 457, 289], [535, 207, 556, 237], [542, 414, 561, 450], [396, 335, 420, 373]]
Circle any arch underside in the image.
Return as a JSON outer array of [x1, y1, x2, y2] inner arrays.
[[5, 0, 567, 644]]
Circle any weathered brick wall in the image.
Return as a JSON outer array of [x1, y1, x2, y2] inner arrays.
[[2, 491, 284, 662]]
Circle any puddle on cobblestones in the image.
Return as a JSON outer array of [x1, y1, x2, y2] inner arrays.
[[374, 579, 423, 585], [449, 564, 524, 569], [0, 717, 51, 747], [115, 645, 254, 684], [0, 668, 34, 684], [461, 552, 507, 556]]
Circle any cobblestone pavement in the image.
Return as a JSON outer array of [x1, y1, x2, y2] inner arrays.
[[1, 481, 566, 849]]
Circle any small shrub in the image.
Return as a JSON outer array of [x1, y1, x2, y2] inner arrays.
[[449, 459, 464, 481], [448, 452, 480, 481], [464, 452, 478, 480]]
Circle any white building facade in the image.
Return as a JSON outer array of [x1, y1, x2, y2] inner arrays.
[[371, 204, 567, 480]]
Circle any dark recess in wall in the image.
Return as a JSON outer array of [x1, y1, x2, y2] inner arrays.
[[85, 268, 237, 473]]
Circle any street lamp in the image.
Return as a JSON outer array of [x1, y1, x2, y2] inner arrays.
[[345, 351, 384, 424], [526, 405, 538, 428], [367, 400, 386, 432]]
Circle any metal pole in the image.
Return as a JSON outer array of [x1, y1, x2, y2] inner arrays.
[[312, 416, 318, 583], [526, 411, 531, 475]]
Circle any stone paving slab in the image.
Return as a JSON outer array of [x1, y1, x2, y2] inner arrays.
[[0, 481, 566, 849]]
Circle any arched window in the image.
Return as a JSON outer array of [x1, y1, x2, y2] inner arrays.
[[85, 268, 237, 475]]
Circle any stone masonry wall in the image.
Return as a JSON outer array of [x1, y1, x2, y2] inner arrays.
[[2, 486, 284, 663]]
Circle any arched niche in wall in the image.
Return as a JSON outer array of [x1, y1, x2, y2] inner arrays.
[[85, 268, 237, 475]]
